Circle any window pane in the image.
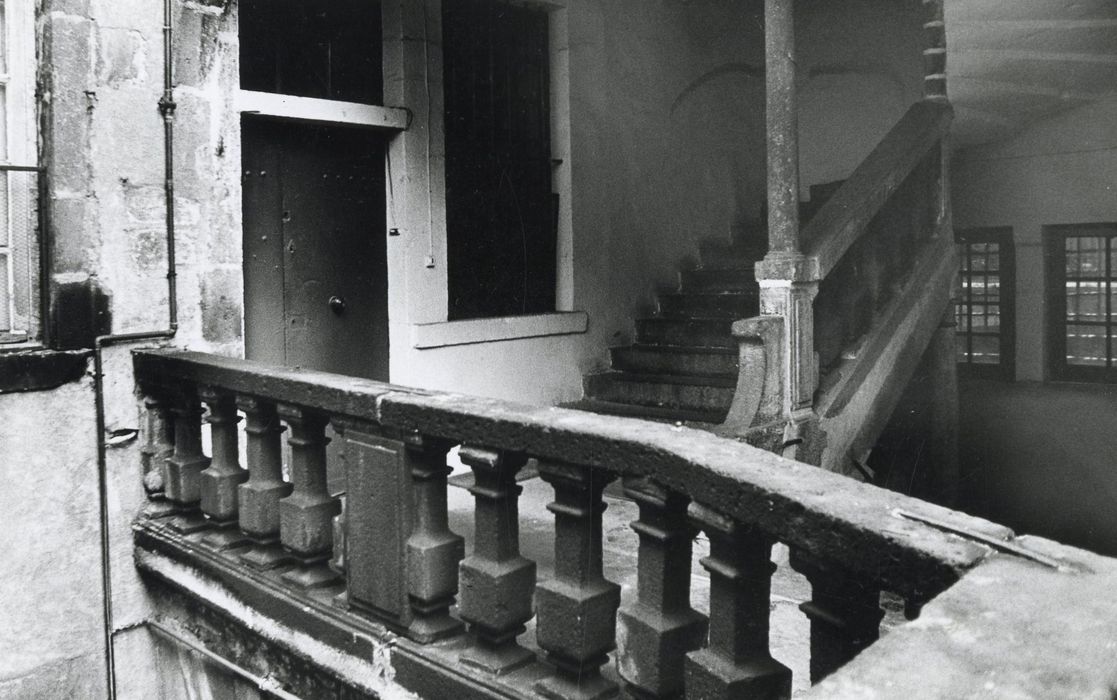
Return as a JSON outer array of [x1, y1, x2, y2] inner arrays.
[[972, 304, 999, 331], [0, 253, 9, 331], [986, 244, 1000, 271], [955, 333, 968, 362], [1066, 324, 1107, 366], [971, 334, 999, 364], [1067, 236, 1105, 277], [1067, 279, 1105, 322]]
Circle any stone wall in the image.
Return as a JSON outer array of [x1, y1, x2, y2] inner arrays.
[[0, 376, 104, 697]]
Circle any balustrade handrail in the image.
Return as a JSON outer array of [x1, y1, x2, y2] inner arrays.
[[134, 348, 1006, 601], [801, 99, 952, 280]]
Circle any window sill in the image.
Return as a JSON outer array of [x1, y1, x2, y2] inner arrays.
[[411, 312, 588, 349], [0, 348, 91, 394]]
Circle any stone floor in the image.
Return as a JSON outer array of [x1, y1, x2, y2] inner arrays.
[[446, 467, 819, 695]]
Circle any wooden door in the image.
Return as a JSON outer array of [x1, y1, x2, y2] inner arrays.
[[242, 118, 389, 380]]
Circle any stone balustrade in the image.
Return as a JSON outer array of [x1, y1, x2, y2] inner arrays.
[[132, 350, 1116, 699]]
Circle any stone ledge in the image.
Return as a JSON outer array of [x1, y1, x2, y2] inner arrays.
[[0, 348, 91, 394]]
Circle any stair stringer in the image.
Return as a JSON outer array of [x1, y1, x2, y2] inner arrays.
[[811, 234, 958, 476]]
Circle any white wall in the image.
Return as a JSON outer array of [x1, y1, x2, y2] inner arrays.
[[952, 96, 1117, 381], [796, 0, 925, 195], [389, 0, 773, 404]]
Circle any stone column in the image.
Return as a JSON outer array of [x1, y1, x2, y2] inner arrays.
[[791, 549, 883, 684], [616, 478, 707, 699], [405, 435, 465, 642], [759, 0, 819, 426], [164, 384, 210, 533], [764, 0, 800, 257], [237, 396, 294, 570], [457, 446, 536, 675], [277, 404, 341, 590], [198, 386, 250, 550], [686, 505, 790, 699], [534, 461, 620, 699]]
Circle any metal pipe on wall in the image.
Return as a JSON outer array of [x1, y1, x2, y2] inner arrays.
[[94, 0, 179, 696]]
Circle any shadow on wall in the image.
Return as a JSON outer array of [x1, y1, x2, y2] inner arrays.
[[959, 377, 1117, 557]]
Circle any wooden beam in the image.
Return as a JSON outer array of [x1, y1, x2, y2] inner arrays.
[[236, 90, 410, 131]]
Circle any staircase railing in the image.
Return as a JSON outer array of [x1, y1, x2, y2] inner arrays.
[[130, 349, 1114, 699], [735, 99, 955, 467], [805, 100, 953, 374]]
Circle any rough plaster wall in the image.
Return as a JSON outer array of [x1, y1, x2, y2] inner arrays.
[[796, 0, 925, 193], [952, 96, 1117, 381], [0, 378, 106, 699]]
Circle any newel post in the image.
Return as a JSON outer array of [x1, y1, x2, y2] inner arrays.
[[758, 0, 818, 431]]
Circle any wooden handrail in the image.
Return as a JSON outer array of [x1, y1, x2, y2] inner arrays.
[[802, 100, 952, 279], [135, 348, 1008, 600]]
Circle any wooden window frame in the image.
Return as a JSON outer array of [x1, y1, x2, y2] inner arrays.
[[1046, 223, 1117, 383], [955, 227, 1015, 380]]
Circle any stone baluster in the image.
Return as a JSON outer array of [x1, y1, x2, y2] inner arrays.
[[457, 446, 536, 674], [140, 391, 176, 517], [277, 404, 341, 589], [686, 505, 791, 699], [617, 478, 707, 699], [405, 435, 465, 642], [198, 386, 250, 550], [237, 396, 294, 570], [534, 461, 621, 699], [164, 384, 211, 533], [790, 549, 883, 684]]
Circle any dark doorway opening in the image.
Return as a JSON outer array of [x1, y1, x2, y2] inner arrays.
[[443, 0, 557, 320], [241, 118, 389, 381]]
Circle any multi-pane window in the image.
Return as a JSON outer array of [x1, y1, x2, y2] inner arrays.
[[1047, 224, 1117, 381], [0, 0, 39, 344], [955, 228, 1015, 378]]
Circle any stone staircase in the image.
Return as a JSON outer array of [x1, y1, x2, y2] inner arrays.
[[572, 235, 764, 424], [573, 184, 842, 425]]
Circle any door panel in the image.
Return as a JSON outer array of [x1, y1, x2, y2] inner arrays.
[[242, 118, 389, 381]]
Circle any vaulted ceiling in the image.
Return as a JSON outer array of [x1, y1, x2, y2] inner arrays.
[[946, 0, 1117, 146]]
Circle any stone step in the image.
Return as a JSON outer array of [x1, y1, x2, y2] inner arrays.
[[678, 268, 757, 293], [562, 398, 727, 425], [635, 317, 735, 348], [610, 344, 739, 377], [697, 240, 766, 271], [583, 371, 736, 414], [658, 291, 759, 319]]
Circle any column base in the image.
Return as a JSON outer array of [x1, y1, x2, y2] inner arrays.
[[239, 541, 294, 571], [534, 669, 617, 700], [167, 511, 210, 534], [460, 638, 535, 676], [281, 561, 341, 590], [202, 526, 253, 552], [685, 650, 791, 700]]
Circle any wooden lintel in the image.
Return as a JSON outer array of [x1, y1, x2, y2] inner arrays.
[[237, 90, 410, 131]]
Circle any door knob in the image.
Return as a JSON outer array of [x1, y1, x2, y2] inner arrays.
[[328, 295, 347, 315]]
